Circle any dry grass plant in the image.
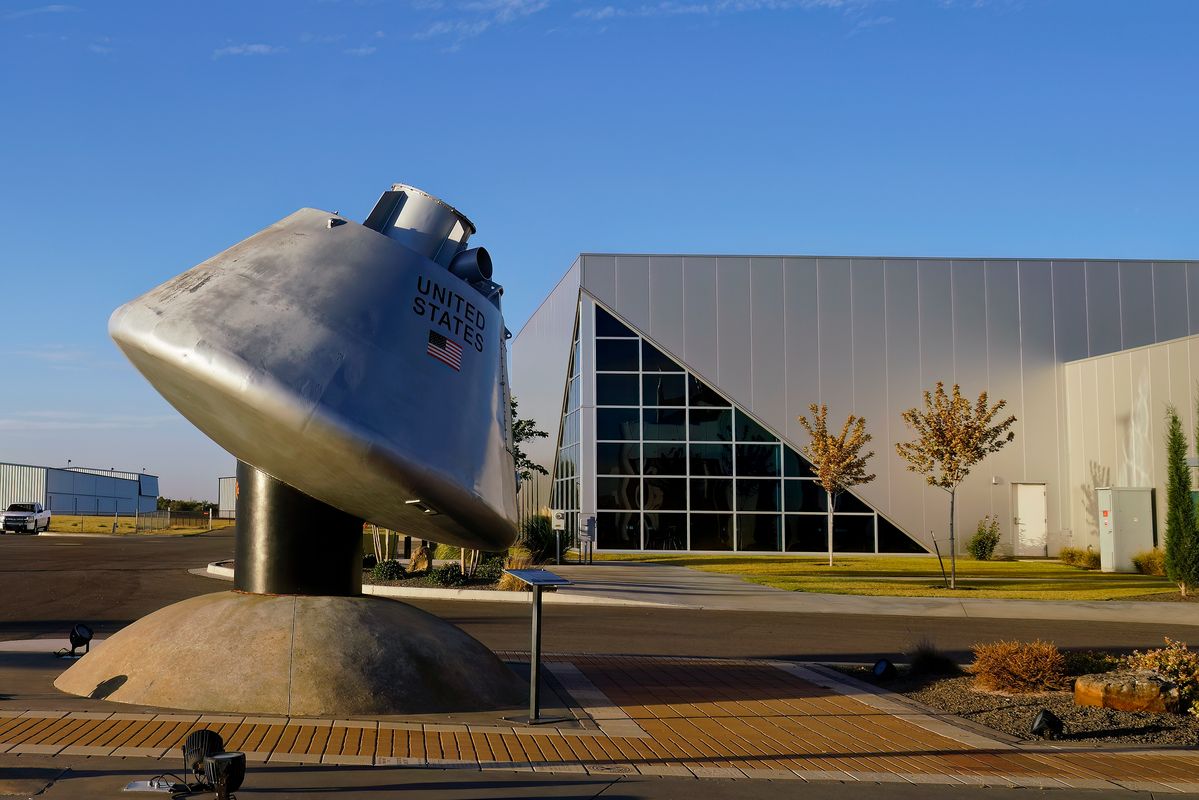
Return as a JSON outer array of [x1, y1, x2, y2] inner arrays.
[[971, 640, 1066, 693]]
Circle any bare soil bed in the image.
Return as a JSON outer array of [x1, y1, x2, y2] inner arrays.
[[837, 667, 1199, 746]]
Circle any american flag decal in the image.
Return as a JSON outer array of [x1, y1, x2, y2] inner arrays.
[[427, 330, 463, 371]]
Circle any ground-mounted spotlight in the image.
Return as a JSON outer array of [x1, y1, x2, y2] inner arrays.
[[1030, 709, 1064, 739], [204, 751, 246, 800], [183, 729, 225, 785], [55, 624, 94, 659], [872, 658, 897, 681]]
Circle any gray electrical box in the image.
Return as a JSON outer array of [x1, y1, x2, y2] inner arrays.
[[1095, 487, 1156, 573]]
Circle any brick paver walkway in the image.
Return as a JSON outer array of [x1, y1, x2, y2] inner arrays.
[[3, 654, 1198, 792]]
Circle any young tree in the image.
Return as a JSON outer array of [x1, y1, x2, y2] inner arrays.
[[796, 404, 876, 567], [511, 397, 549, 481], [895, 383, 1017, 589], [1165, 404, 1199, 597]]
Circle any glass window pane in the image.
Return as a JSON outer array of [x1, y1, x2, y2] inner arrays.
[[735, 444, 780, 477], [572, 339, 581, 377], [596, 477, 639, 510], [690, 478, 733, 511], [737, 514, 781, 551], [834, 515, 875, 553], [784, 516, 828, 552], [597, 512, 640, 549], [567, 376, 580, 411], [878, 515, 926, 553], [595, 306, 636, 337], [596, 339, 639, 371], [690, 514, 733, 551], [736, 479, 780, 512], [642, 340, 683, 372], [688, 374, 729, 407], [596, 408, 639, 440], [596, 374, 639, 406], [643, 478, 687, 510], [689, 409, 732, 441], [643, 373, 686, 406], [643, 443, 687, 475], [597, 442, 640, 475], [834, 492, 873, 514], [735, 409, 777, 442], [784, 446, 815, 478], [690, 443, 733, 476], [644, 513, 687, 550], [643, 408, 686, 441], [785, 479, 827, 512]]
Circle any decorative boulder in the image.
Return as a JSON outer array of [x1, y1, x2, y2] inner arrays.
[[409, 544, 433, 573], [1074, 671, 1180, 713]]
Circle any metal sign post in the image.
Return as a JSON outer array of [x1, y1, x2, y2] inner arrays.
[[502, 568, 572, 725], [551, 511, 565, 565]]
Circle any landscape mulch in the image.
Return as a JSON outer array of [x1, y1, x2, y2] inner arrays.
[[837, 667, 1199, 746]]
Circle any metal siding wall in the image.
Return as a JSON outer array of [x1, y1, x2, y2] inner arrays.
[[649, 256, 685, 361], [615, 256, 651, 332], [750, 257, 786, 424], [1125, 348, 1154, 486], [584, 255, 616, 310], [817, 258, 853, 415], [1052, 261, 1089, 361], [682, 257, 719, 380], [882, 260, 924, 535], [783, 258, 820, 444], [1086, 261, 1122, 355], [0, 464, 47, 510], [950, 260, 990, 542], [1018, 262, 1060, 532], [1189, 264, 1199, 335], [849, 259, 889, 514], [716, 257, 753, 407], [510, 259, 582, 509], [1154, 262, 1189, 342], [984, 261, 1023, 538], [1120, 261, 1156, 349]]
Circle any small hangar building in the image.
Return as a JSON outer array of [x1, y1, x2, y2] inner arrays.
[[511, 254, 1199, 556], [0, 463, 159, 516]]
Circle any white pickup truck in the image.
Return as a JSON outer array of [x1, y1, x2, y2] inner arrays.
[[1, 502, 51, 533]]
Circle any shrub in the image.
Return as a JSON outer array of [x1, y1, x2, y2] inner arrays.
[[971, 640, 1066, 693], [1128, 638, 1199, 717], [967, 515, 1002, 561], [362, 553, 378, 569], [1063, 650, 1123, 676], [907, 638, 960, 677], [1132, 548, 1166, 577], [475, 554, 505, 583], [519, 515, 557, 564], [369, 559, 405, 582], [1059, 546, 1100, 570], [428, 563, 466, 587]]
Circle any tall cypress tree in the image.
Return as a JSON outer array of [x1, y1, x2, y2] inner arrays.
[[1164, 405, 1197, 597]]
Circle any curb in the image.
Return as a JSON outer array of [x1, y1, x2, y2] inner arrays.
[[201, 563, 668, 608]]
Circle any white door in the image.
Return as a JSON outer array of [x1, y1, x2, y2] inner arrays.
[[1013, 483, 1048, 556]]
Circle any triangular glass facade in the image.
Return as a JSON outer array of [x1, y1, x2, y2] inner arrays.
[[548, 308, 582, 545], [587, 303, 925, 554]]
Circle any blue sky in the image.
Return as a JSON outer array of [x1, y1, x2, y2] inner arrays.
[[1, 0, 1196, 500]]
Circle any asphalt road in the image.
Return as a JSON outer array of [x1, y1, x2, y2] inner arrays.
[[1, 530, 1196, 661]]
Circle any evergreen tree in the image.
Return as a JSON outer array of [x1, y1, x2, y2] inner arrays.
[[1166, 404, 1199, 597]]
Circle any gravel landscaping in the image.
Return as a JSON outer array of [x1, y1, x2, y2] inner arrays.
[[837, 666, 1199, 746]]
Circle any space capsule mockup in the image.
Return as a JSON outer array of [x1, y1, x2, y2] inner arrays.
[[109, 185, 519, 551]]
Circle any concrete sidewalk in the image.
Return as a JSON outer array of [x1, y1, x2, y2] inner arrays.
[[549, 562, 1199, 625]]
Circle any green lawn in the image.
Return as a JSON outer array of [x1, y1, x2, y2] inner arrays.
[[592, 553, 1179, 601]]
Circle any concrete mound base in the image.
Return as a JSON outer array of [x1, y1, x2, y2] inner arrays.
[[54, 591, 526, 717]]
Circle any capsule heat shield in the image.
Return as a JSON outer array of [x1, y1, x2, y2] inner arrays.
[[109, 207, 517, 551]]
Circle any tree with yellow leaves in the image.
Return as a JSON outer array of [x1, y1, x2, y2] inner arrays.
[[796, 404, 876, 567], [895, 383, 1017, 589]]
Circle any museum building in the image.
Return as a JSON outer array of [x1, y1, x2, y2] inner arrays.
[[510, 255, 1199, 556]]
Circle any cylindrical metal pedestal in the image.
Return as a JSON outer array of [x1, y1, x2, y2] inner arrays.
[[234, 461, 364, 596]]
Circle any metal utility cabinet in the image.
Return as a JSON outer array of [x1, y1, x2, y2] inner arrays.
[[1095, 487, 1155, 573]]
